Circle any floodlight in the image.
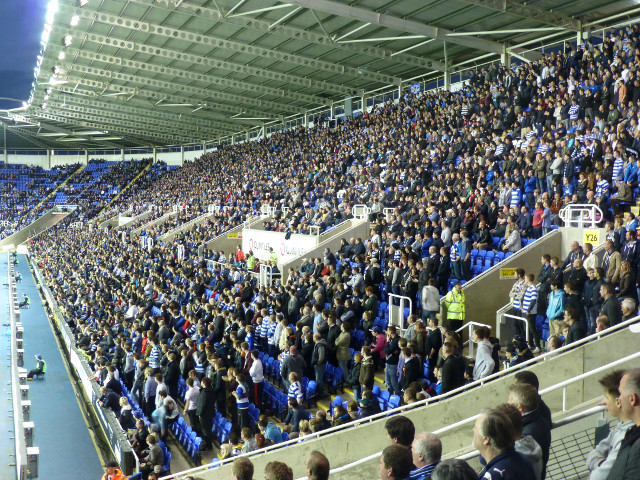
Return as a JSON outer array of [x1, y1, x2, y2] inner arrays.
[[63, 35, 72, 47]]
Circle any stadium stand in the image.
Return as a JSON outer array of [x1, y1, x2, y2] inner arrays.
[[5, 7, 640, 480]]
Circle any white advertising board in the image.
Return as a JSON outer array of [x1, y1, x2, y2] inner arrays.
[[243, 230, 318, 265]]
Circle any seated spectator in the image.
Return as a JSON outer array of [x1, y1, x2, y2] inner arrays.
[[380, 444, 414, 480], [410, 432, 442, 480]]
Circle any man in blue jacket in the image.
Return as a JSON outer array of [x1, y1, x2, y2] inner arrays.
[[474, 408, 536, 480]]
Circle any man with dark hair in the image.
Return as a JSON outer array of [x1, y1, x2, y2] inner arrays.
[[306, 450, 330, 480], [385, 415, 416, 447], [410, 432, 442, 480], [473, 409, 536, 480], [430, 459, 477, 480], [514, 371, 552, 426], [496, 403, 543, 480], [600, 282, 622, 326], [509, 383, 551, 479], [586, 370, 634, 480], [379, 444, 414, 480], [607, 368, 640, 479]]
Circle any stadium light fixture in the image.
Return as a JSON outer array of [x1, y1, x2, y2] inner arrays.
[[77, 0, 89, 7], [63, 35, 72, 47], [70, 15, 80, 26], [58, 51, 66, 60]]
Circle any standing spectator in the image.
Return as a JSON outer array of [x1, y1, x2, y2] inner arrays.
[[335, 323, 352, 381], [521, 274, 541, 353], [473, 409, 536, 480], [249, 350, 264, 408], [265, 461, 293, 480], [509, 383, 551, 478], [233, 457, 254, 480], [606, 369, 640, 479], [421, 279, 440, 321], [196, 376, 215, 450], [472, 326, 495, 381], [233, 372, 250, 430], [600, 282, 622, 326], [495, 404, 543, 480], [312, 333, 328, 398], [384, 326, 401, 396], [438, 340, 465, 394], [183, 377, 200, 432], [586, 370, 634, 480]]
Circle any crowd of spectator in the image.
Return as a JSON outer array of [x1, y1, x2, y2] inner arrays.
[[0, 162, 78, 238], [20, 21, 640, 480]]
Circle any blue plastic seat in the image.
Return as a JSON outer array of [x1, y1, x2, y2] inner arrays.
[[387, 395, 401, 410]]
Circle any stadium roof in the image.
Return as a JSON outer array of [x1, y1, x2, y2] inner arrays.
[[1, 0, 637, 150]]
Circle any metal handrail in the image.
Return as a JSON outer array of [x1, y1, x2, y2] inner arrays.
[[8, 254, 28, 480], [559, 204, 604, 228], [291, 352, 640, 480], [157, 314, 640, 480], [502, 313, 530, 344], [388, 293, 412, 336], [455, 321, 492, 357]]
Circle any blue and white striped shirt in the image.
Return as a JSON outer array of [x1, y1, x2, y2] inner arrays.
[[149, 345, 162, 369], [521, 285, 538, 314], [288, 381, 304, 402]]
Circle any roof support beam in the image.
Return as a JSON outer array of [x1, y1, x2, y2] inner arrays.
[[51, 25, 355, 97], [42, 99, 221, 140], [456, 0, 581, 31], [54, 61, 299, 116], [35, 85, 238, 133], [118, 0, 446, 72], [284, 0, 537, 59], [34, 110, 194, 144], [61, 3, 402, 86], [50, 45, 328, 107]]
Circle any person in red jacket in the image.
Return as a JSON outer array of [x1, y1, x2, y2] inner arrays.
[[370, 326, 387, 370]]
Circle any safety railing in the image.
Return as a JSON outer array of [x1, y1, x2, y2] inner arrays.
[[291, 352, 639, 480], [501, 312, 530, 344], [388, 293, 412, 336], [455, 321, 492, 357], [559, 204, 603, 228], [8, 254, 29, 480], [158, 312, 640, 480], [352, 204, 371, 220]]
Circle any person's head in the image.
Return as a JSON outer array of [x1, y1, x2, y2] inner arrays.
[[618, 369, 640, 424], [495, 403, 523, 439], [508, 383, 540, 414], [430, 459, 478, 480], [379, 445, 413, 480], [411, 432, 442, 468], [385, 416, 415, 447], [233, 457, 254, 480], [598, 370, 626, 420], [104, 461, 120, 476], [472, 326, 491, 343], [472, 409, 515, 462], [265, 462, 293, 480], [548, 335, 563, 351], [306, 451, 330, 480], [514, 370, 540, 391]]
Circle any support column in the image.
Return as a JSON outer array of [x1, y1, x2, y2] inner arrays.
[[121, 148, 125, 161], [153, 147, 157, 163], [501, 45, 511, 70], [202, 141, 206, 153], [46, 149, 51, 169], [3, 124, 7, 164], [443, 42, 451, 92], [361, 94, 366, 114], [84, 149, 89, 165], [576, 21, 584, 45], [303, 111, 309, 128], [246, 131, 250, 142], [330, 101, 335, 119], [180, 145, 184, 166]]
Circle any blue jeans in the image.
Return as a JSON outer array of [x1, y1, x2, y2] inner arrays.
[[314, 364, 326, 397], [385, 363, 400, 396]]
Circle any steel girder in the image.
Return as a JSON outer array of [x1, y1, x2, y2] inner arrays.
[[60, 2, 402, 86], [126, 0, 446, 71], [51, 25, 355, 97], [33, 85, 238, 134], [51, 45, 328, 108], [46, 60, 281, 119], [457, 0, 581, 31], [42, 98, 227, 139], [34, 110, 196, 144], [54, 60, 301, 116], [284, 0, 539, 60]]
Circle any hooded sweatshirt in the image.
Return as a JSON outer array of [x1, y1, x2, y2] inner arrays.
[[472, 340, 496, 381], [516, 435, 543, 480]]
